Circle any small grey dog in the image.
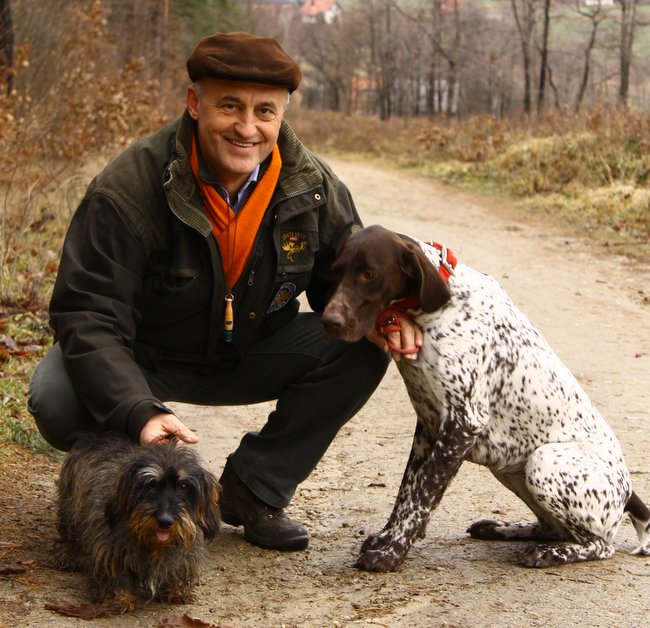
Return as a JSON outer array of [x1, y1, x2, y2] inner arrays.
[[52, 432, 221, 612]]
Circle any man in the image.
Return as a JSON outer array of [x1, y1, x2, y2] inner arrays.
[[29, 32, 420, 552]]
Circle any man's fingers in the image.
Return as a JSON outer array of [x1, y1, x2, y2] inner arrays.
[[140, 412, 199, 445], [366, 318, 423, 361], [366, 328, 390, 353], [174, 425, 199, 444]]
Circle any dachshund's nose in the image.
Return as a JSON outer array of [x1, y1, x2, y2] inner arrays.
[[157, 513, 174, 529]]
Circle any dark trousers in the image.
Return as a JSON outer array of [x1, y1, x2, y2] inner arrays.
[[28, 313, 389, 507]]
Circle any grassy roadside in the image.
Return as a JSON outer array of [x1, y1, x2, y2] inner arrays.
[[0, 309, 55, 457], [2, 106, 649, 456], [289, 107, 650, 244]]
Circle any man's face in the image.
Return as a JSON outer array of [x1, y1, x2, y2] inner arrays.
[[187, 78, 288, 196]]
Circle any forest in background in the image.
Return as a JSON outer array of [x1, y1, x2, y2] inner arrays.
[[7, 0, 649, 118], [0, 0, 648, 450]]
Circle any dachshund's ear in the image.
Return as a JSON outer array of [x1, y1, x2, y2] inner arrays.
[[105, 497, 122, 529], [106, 460, 141, 527], [196, 470, 221, 542], [398, 236, 451, 313]]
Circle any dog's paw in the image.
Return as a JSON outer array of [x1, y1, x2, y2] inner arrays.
[[354, 547, 406, 572], [519, 544, 567, 568], [631, 543, 650, 556], [520, 539, 615, 567], [107, 590, 138, 614], [355, 531, 408, 572], [48, 548, 82, 572], [467, 519, 507, 540], [161, 587, 196, 605], [359, 531, 389, 553]]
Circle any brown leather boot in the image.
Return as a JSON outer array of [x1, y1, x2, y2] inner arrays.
[[218, 458, 309, 551]]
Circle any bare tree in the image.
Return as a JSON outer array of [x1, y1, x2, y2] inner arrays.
[[511, 0, 537, 114], [573, 0, 607, 112], [295, 17, 358, 113], [537, 0, 551, 112], [388, 0, 463, 117], [616, 0, 639, 107]]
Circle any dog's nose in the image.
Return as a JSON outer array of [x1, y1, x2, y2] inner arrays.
[[321, 311, 344, 332], [157, 513, 174, 529]]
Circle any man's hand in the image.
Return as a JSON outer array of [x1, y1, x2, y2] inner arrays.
[[139, 412, 200, 445], [366, 317, 424, 362]]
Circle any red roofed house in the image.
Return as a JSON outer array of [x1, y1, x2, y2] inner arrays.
[[300, 0, 342, 25]]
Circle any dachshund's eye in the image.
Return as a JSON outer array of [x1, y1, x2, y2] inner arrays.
[[360, 269, 376, 282]]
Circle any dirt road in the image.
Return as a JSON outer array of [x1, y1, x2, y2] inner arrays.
[[1, 157, 649, 627]]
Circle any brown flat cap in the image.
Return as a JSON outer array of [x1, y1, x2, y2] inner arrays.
[[187, 31, 302, 93]]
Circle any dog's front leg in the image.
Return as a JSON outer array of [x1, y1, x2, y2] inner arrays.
[[355, 408, 478, 572]]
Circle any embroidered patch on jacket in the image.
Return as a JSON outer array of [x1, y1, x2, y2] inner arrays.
[[267, 282, 296, 313], [281, 231, 308, 262]]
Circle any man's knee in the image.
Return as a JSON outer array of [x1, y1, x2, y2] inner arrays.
[[326, 333, 391, 388], [28, 343, 93, 451]]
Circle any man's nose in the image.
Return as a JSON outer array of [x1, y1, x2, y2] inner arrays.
[[233, 111, 257, 138]]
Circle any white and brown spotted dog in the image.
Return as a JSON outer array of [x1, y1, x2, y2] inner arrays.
[[322, 224, 650, 572]]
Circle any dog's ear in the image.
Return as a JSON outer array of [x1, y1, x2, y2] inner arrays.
[[106, 459, 143, 528], [104, 498, 122, 529], [195, 470, 221, 542], [398, 236, 451, 313]]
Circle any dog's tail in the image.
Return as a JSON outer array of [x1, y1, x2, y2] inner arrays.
[[625, 491, 650, 556]]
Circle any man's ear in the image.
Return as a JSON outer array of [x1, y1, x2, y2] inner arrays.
[[187, 84, 199, 120], [399, 239, 451, 313]]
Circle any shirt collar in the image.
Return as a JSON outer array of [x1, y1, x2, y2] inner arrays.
[[196, 144, 261, 213]]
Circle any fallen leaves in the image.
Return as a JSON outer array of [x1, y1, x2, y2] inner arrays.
[[0, 334, 45, 360], [44, 601, 120, 620], [43, 603, 233, 627], [157, 615, 234, 628]]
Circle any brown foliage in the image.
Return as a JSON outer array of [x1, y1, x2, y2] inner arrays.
[[0, 0, 167, 306]]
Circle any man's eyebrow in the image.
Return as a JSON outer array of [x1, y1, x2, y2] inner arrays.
[[218, 95, 243, 103], [218, 95, 279, 109]]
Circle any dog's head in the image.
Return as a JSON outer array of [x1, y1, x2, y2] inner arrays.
[[106, 441, 221, 550], [322, 225, 451, 342]]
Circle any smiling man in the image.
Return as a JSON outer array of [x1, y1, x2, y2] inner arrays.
[[28, 32, 417, 552]]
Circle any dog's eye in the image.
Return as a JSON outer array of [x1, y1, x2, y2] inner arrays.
[[178, 480, 190, 492], [360, 269, 376, 282]]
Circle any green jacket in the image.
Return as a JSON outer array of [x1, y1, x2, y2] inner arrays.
[[50, 111, 363, 439]]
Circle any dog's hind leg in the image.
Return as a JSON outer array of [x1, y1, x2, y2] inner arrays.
[[626, 491, 650, 556], [468, 469, 568, 542], [518, 442, 629, 568]]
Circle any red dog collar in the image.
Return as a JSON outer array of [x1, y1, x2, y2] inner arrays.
[[375, 241, 457, 355]]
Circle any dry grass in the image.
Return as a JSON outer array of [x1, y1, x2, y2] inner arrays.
[[288, 107, 650, 241]]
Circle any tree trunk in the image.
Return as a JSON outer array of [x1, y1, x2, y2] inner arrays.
[[617, 0, 638, 107], [574, 2, 603, 112], [537, 0, 551, 113], [511, 0, 536, 114]]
